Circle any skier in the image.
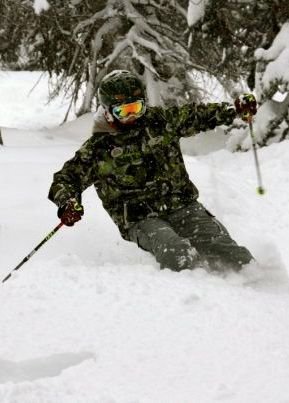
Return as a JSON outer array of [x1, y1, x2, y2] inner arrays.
[[48, 70, 257, 272]]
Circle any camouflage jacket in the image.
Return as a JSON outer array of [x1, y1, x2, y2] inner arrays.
[[48, 103, 236, 239]]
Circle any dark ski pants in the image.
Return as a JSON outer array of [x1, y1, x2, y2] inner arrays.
[[128, 201, 254, 272]]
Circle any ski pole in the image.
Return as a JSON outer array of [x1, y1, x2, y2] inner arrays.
[[2, 222, 64, 284], [248, 117, 265, 195]]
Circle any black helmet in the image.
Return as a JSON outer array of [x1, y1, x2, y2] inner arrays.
[[98, 70, 146, 110]]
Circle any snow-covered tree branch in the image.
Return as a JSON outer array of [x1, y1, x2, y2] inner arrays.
[[227, 20, 289, 150]]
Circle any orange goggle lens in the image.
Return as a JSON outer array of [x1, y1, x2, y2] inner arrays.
[[112, 100, 145, 120]]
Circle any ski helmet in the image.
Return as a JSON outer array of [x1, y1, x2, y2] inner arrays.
[[97, 70, 146, 110]]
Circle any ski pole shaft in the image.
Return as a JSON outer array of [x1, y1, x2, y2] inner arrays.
[[248, 119, 265, 195], [2, 222, 64, 284]]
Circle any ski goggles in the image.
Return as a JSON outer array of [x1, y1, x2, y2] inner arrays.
[[112, 100, 146, 121]]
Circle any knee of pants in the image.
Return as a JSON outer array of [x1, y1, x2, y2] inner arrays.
[[129, 219, 200, 271]]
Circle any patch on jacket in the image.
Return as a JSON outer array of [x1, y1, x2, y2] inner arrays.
[[111, 147, 123, 158]]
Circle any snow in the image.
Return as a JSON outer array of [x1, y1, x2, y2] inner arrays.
[[226, 99, 289, 151], [0, 71, 78, 130], [187, 0, 209, 27], [227, 20, 289, 152], [33, 0, 50, 14], [1, 72, 289, 402], [255, 22, 289, 93]]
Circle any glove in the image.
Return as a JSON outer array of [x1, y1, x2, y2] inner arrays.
[[234, 93, 257, 122], [58, 198, 84, 226]]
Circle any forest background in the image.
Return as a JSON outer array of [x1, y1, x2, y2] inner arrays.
[[1, 0, 289, 148]]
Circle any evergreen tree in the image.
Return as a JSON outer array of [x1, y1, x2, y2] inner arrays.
[[188, 0, 289, 93], [14, 0, 205, 116], [0, 0, 36, 69], [2, 0, 289, 140], [227, 20, 289, 151]]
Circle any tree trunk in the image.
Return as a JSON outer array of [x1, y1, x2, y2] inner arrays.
[[76, 62, 96, 117], [144, 67, 161, 106]]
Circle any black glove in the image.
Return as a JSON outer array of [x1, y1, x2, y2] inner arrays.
[[234, 93, 257, 122], [58, 198, 84, 226]]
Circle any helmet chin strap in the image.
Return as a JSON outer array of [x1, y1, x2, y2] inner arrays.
[[104, 110, 114, 123]]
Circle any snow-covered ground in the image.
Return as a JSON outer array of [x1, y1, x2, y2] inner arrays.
[[1, 72, 289, 403]]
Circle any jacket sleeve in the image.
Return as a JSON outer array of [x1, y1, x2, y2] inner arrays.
[[162, 102, 237, 138], [48, 137, 98, 208]]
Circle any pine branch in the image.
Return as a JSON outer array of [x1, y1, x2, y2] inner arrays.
[[131, 0, 187, 18], [73, 1, 116, 35], [101, 38, 130, 66], [129, 40, 159, 76], [128, 26, 163, 57]]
